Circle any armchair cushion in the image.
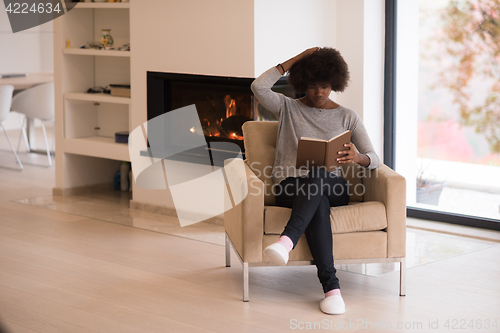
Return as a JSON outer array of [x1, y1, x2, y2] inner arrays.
[[263, 231, 388, 261], [264, 201, 387, 235]]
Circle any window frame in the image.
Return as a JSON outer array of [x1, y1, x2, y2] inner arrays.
[[384, 0, 500, 231]]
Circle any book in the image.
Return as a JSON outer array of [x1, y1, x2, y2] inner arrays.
[[0, 73, 27, 78], [296, 130, 351, 171], [109, 84, 131, 97]]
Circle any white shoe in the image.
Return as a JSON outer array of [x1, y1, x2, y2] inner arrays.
[[320, 295, 346, 315], [263, 243, 289, 266]]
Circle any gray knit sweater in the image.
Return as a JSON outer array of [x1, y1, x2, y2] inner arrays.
[[251, 67, 380, 185]]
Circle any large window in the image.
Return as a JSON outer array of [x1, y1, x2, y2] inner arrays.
[[390, 0, 500, 229]]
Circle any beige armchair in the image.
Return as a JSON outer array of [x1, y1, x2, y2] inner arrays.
[[224, 121, 407, 301]]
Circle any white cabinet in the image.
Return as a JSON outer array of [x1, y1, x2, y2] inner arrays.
[[54, 2, 131, 194]]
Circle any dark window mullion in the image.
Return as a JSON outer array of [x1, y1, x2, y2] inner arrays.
[[384, 0, 397, 170]]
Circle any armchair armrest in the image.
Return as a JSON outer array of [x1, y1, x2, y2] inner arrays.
[[363, 164, 406, 258], [224, 159, 264, 263]]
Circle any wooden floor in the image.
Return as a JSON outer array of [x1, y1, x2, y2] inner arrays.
[[0, 136, 499, 332]]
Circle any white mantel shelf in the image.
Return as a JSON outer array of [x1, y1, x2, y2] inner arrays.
[[63, 48, 131, 57], [65, 92, 131, 105], [64, 137, 130, 162], [72, 3, 130, 9]]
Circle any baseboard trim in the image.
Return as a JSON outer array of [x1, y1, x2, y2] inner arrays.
[[130, 200, 224, 226], [52, 183, 114, 197], [129, 200, 178, 217]]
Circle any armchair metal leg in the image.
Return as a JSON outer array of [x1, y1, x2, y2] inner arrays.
[[225, 234, 231, 267], [399, 258, 406, 296], [243, 262, 249, 302]]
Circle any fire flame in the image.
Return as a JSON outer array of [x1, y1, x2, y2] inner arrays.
[[229, 132, 244, 140], [224, 95, 237, 119], [199, 95, 246, 141]]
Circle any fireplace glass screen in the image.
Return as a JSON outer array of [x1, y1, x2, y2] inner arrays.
[[147, 71, 294, 164]]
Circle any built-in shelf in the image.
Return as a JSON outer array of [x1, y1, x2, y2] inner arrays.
[[63, 48, 131, 57], [55, 0, 132, 192], [64, 137, 130, 162], [65, 92, 131, 105], [72, 2, 130, 9]]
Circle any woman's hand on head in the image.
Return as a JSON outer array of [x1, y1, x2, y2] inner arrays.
[[279, 47, 320, 75], [300, 47, 319, 58]]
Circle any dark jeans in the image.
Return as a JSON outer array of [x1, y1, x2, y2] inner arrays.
[[274, 167, 350, 293]]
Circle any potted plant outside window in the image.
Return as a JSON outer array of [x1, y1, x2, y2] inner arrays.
[[416, 165, 445, 206]]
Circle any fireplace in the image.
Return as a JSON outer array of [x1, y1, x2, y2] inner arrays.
[[146, 71, 295, 166]]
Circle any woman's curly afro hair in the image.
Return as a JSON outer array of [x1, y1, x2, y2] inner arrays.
[[287, 47, 350, 94]]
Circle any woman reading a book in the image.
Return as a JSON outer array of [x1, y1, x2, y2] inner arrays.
[[251, 47, 380, 315]]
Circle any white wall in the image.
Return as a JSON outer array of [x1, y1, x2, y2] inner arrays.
[[0, 2, 54, 129], [336, 0, 385, 163], [362, 0, 385, 161], [254, 0, 336, 76], [335, 0, 364, 115]]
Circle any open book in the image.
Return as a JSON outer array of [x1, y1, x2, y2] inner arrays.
[[296, 130, 351, 171]]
